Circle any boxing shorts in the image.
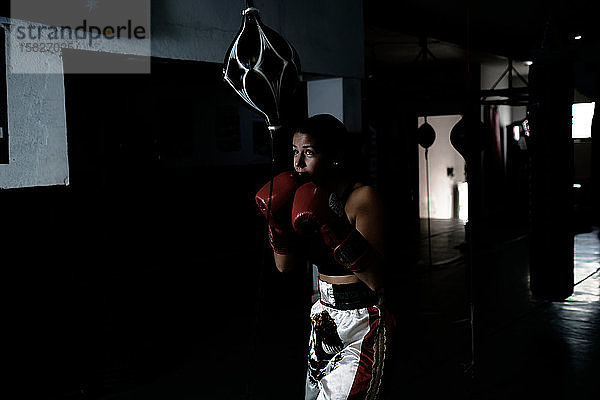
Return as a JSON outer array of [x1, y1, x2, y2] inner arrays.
[[305, 279, 393, 400]]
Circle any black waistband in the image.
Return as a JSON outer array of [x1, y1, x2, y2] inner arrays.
[[321, 281, 378, 310]]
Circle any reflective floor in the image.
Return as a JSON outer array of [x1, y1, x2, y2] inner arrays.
[[95, 222, 599, 399], [387, 221, 599, 399]]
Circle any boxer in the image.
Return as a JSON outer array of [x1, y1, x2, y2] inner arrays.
[[256, 114, 394, 400]]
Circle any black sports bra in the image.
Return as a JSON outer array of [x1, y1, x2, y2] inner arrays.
[[306, 185, 357, 276]]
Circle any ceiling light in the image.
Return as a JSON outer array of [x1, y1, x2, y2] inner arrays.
[[574, 35, 582, 40], [524, 61, 533, 66]]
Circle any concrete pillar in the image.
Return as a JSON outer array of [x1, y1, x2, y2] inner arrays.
[[307, 77, 361, 132]]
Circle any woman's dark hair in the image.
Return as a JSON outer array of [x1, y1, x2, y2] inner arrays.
[[292, 114, 349, 161], [293, 114, 366, 181]]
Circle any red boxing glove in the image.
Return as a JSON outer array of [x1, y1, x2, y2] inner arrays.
[[255, 171, 302, 254], [292, 182, 373, 272]]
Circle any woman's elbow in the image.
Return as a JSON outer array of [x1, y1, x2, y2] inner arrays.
[[273, 253, 303, 273], [275, 262, 294, 273]]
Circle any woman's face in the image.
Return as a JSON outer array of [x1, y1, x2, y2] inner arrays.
[[292, 132, 327, 181]]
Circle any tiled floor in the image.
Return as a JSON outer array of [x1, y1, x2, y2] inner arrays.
[[417, 218, 467, 267]]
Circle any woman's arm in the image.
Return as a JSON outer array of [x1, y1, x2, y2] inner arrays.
[[346, 186, 386, 291], [273, 251, 306, 273], [291, 182, 386, 292], [255, 172, 304, 272]]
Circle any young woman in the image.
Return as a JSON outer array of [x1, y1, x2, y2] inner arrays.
[[256, 114, 393, 400]]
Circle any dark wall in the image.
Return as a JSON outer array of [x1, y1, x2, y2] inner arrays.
[[5, 57, 311, 399]]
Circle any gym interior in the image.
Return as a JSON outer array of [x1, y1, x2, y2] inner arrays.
[[1, 1, 598, 399]]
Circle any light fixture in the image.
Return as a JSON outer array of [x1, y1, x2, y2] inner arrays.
[[574, 35, 582, 40], [524, 61, 533, 66]]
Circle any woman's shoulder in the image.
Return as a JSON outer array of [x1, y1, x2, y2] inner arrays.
[[346, 183, 383, 215], [348, 183, 379, 200]]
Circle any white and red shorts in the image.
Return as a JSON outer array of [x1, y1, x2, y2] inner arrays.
[[305, 279, 393, 400]]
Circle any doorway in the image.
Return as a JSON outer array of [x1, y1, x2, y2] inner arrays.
[[417, 115, 466, 220], [417, 114, 466, 267]]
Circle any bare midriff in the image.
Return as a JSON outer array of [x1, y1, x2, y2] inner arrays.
[[318, 273, 360, 285]]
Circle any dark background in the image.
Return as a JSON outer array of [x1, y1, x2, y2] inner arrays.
[[2, 1, 598, 399]]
